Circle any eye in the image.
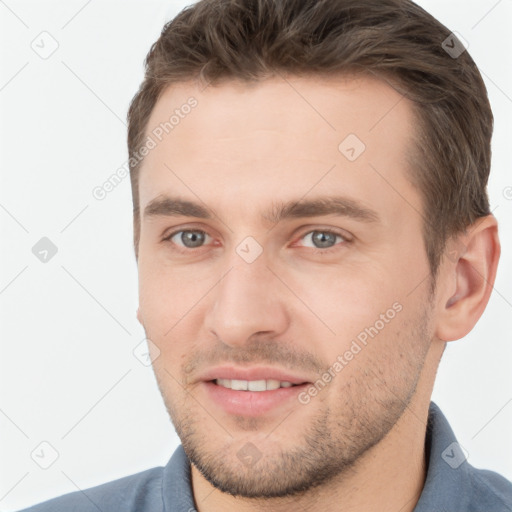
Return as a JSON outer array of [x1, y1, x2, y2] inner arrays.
[[162, 227, 349, 254], [296, 229, 348, 252], [163, 229, 212, 250]]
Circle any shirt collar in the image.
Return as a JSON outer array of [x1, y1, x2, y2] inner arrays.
[[413, 400, 472, 511]]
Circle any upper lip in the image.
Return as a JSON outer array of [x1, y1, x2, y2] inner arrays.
[[198, 366, 312, 385]]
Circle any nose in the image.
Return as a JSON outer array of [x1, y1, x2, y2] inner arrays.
[[203, 254, 290, 348]]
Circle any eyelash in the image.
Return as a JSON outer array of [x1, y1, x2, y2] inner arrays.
[[162, 228, 350, 255]]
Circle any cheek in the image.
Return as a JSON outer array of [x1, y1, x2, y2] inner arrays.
[[292, 261, 424, 379], [324, 303, 430, 409], [293, 264, 400, 334], [138, 254, 204, 327], [137, 258, 207, 370]]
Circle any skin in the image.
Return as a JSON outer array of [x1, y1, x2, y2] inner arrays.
[[135, 74, 500, 512]]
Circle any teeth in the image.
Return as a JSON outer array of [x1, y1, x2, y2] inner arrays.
[[248, 380, 266, 391], [266, 379, 281, 390], [215, 379, 298, 391], [231, 379, 248, 391]]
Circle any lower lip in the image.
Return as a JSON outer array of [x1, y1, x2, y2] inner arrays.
[[202, 381, 309, 416]]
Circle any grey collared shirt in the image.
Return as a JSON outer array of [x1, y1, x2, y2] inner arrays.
[[19, 401, 512, 511]]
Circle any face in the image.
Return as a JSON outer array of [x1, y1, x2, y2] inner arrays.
[[136, 74, 436, 498]]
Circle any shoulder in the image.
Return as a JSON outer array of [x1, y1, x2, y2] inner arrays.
[[416, 402, 512, 512], [18, 466, 164, 512], [467, 466, 512, 512]]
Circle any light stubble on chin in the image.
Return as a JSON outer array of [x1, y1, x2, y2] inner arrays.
[[149, 301, 433, 500]]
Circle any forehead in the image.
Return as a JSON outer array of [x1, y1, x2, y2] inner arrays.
[[138, 74, 420, 225]]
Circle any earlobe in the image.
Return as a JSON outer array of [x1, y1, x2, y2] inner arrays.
[[436, 215, 500, 342], [136, 307, 143, 325]]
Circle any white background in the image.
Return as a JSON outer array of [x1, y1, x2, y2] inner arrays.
[[1, 1, 511, 510]]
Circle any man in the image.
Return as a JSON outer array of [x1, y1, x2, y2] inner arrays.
[[20, 0, 512, 510]]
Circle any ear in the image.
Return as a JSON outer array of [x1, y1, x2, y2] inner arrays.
[[136, 307, 143, 325], [435, 215, 500, 342]]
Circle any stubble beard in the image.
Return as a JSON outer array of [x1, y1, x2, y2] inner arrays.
[[153, 303, 433, 499]]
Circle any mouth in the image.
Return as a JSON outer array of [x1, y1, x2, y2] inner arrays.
[[213, 378, 304, 391], [198, 368, 312, 417]]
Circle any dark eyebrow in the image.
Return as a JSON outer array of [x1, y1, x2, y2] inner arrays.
[[144, 196, 213, 219], [143, 194, 380, 224], [263, 196, 380, 224]]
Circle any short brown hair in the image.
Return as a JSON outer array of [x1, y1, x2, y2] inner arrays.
[[127, 0, 493, 282]]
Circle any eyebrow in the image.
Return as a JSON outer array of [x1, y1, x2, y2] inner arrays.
[[143, 194, 380, 224]]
